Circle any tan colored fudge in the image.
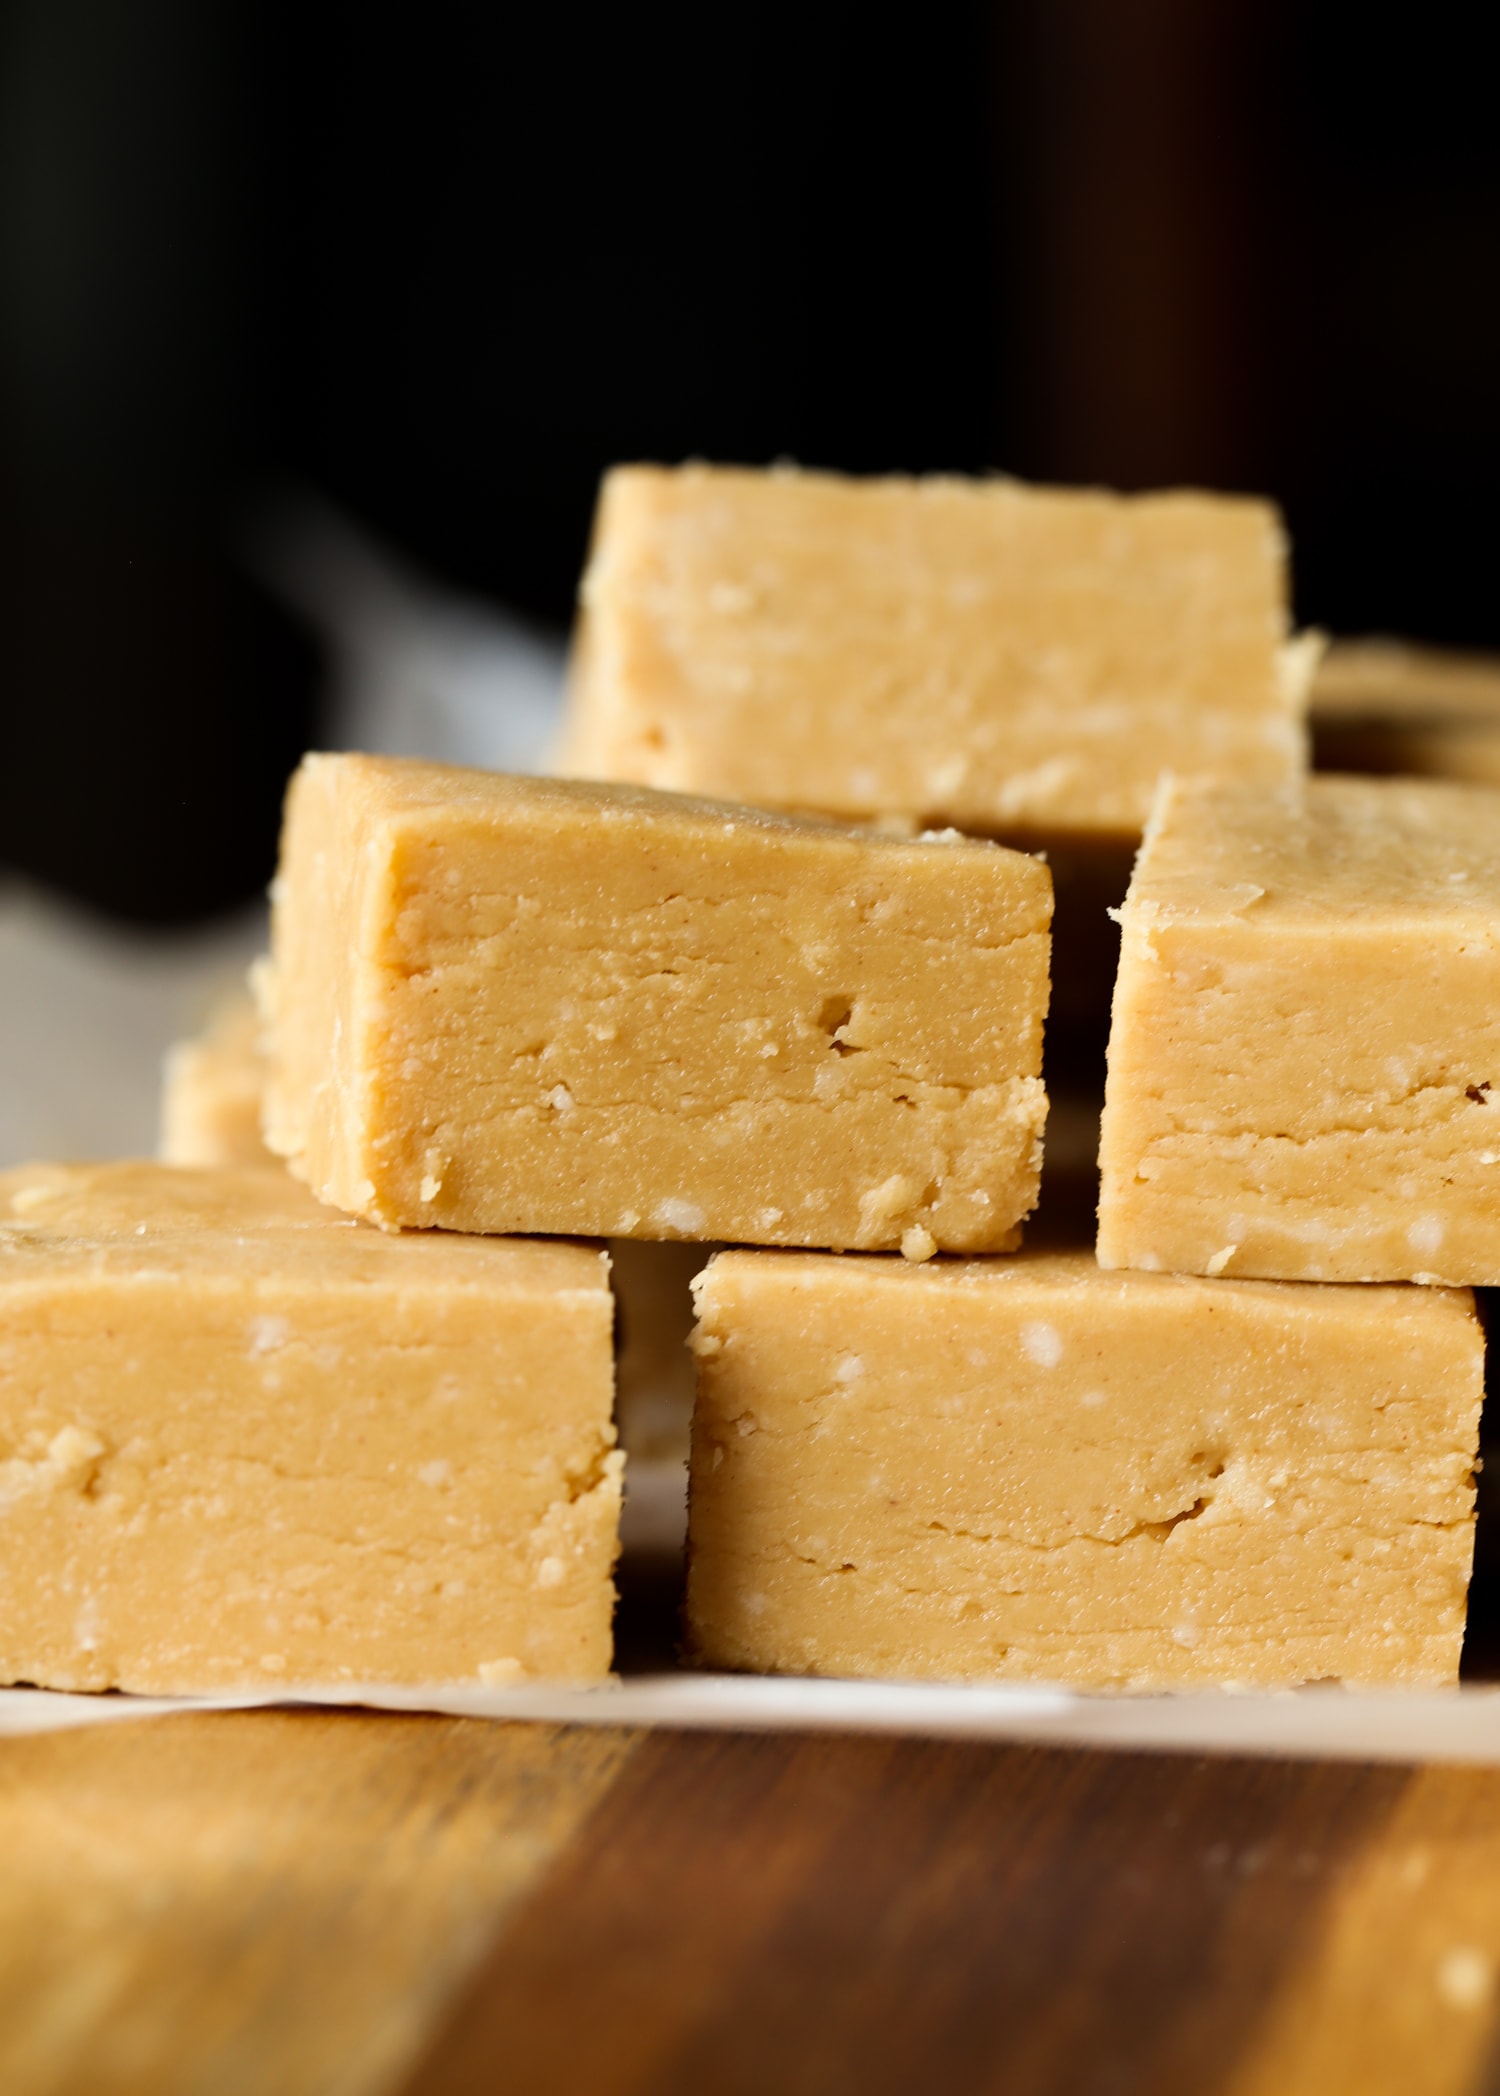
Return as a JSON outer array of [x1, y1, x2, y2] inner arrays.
[[686, 1248, 1481, 1689], [1098, 775, 1500, 1284], [0, 1162, 620, 1693], [561, 463, 1313, 839], [160, 985, 272, 1167], [156, 994, 698, 1464], [1313, 637, 1500, 786], [262, 754, 1052, 1253]]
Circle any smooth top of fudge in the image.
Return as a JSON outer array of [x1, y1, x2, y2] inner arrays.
[[1128, 774, 1500, 928], [263, 754, 1051, 1252], [281, 750, 1047, 919], [564, 462, 1310, 838], [0, 1161, 608, 1298], [696, 1241, 1475, 1330]]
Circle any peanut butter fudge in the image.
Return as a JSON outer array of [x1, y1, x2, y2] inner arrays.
[[156, 997, 697, 1464], [159, 985, 271, 1167], [1313, 638, 1500, 787], [263, 754, 1051, 1251], [686, 1249, 1481, 1688], [561, 463, 1314, 839], [1098, 775, 1500, 1284], [0, 1162, 620, 1693]]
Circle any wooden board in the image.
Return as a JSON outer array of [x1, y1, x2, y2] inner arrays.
[[0, 1710, 634, 2096], [9, 1712, 1500, 2094]]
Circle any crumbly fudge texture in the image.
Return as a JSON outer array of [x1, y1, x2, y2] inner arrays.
[[263, 754, 1051, 1251], [1098, 775, 1500, 1284], [160, 985, 272, 1167], [0, 1162, 620, 1693], [561, 464, 1312, 839], [686, 1249, 1481, 1689]]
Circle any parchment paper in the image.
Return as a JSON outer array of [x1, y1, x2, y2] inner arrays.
[[9, 1675, 1500, 1765]]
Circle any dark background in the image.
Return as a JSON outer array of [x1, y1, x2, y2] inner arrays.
[[1, 0, 1495, 924]]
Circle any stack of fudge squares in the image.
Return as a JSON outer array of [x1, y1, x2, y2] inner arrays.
[[1, 464, 1487, 1699]]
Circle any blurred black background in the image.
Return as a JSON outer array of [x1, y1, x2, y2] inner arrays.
[[1, 0, 1495, 925]]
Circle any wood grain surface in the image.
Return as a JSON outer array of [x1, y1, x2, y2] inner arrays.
[[0, 1710, 636, 2096], [399, 1729, 1412, 2096], [9, 1713, 1500, 2094]]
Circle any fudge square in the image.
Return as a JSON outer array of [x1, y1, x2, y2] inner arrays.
[[154, 991, 701, 1471], [0, 1162, 620, 1693], [160, 983, 271, 1168], [560, 463, 1313, 840], [1312, 638, 1500, 787], [263, 754, 1051, 1253], [1098, 774, 1500, 1285], [685, 1249, 1481, 1689]]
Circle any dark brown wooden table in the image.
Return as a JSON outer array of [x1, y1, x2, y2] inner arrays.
[[7, 1705, 1500, 2096]]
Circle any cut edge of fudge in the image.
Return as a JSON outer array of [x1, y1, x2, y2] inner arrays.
[[0, 1160, 622, 1694], [561, 461, 1319, 840], [261, 753, 1052, 1252], [1098, 772, 1500, 1284], [684, 1246, 1482, 1691]]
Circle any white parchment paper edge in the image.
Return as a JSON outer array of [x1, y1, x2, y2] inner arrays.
[[9, 1675, 1500, 1763]]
